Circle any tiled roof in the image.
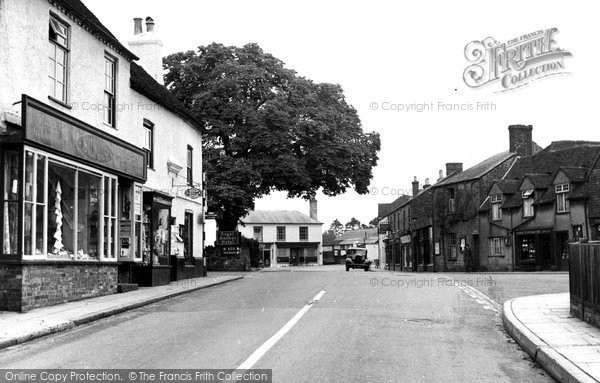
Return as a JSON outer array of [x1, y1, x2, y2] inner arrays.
[[435, 151, 516, 186], [337, 229, 379, 244], [130, 62, 202, 129], [495, 179, 521, 194], [382, 195, 411, 217], [53, 0, 137, 60], [560, 167, 588, 183], [524, 173, 551, 189], [241, 210, 322, 224]]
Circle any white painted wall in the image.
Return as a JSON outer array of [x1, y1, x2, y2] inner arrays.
[[0, 0, 204, 259]]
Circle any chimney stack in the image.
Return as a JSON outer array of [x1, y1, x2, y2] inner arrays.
[[446, 163, 463, 176], [128, 16, 164, 85], [412, 176, 419, 197], [508, 124, 533, 157], [437, 169, 444, 181], [133, 18, 143, 35], [423, 178, 431, 189], [145, 17, 155, 32], [309, 198, 318, 220]]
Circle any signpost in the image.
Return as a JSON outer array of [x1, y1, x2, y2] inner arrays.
[[216, 231, 241, 256]]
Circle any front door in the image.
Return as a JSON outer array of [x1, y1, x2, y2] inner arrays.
[[290, 248, 301, 266], [183, 211, 193, 264], [540, 234, 552, 270]]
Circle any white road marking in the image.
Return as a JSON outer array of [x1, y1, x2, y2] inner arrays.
[[237, 290, 327, 370]]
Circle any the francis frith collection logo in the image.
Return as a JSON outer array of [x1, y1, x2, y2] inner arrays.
[[463, 28, 572, 92]]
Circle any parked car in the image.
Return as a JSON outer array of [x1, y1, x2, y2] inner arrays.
[[345, 247, 371, 271]]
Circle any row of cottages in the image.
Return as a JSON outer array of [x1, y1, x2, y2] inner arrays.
[[379, 125, 600, 272], [238, 201, 323, 267], [0, 0, 206, 311]]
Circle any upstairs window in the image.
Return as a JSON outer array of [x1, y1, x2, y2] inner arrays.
[[253, 226, 263, 242], [49, 15, 69, 103], [299, 226, 308, 241], [104, 55, 117, 126], [522, 189, 535, 217], [276, 226, 286, 241], [143, 120, 154, 169], [555, 183, 570, 213], [448, 188, 456, 212], [187, 145, 193, 186], [491, 194, 503, 221]]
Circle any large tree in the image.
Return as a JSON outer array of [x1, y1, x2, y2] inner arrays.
[[164, 43, 380, 229]]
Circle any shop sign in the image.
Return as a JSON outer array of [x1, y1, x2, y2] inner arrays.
[[400, 235, 412, 244], [222, 246, 240, 255], [517, 228, 552, 235], [378, 223, 390, 234], [23, 95, 146, 181], [184, 187, 202, 199], [152, 194, 173, 207], [217, 231, 240, 246]]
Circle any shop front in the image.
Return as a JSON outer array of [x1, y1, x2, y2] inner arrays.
[[514, 228, 553, 271], [0, 95, 146, 311]]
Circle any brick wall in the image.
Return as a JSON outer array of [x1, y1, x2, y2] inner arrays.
[[0, 262, 118, 312]]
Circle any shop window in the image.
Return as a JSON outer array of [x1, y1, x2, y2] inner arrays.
[[24, 152, 47, 256], [104, 54, 117, 127], [2, 151, 20, 255], [299, 226, 308, 241], [253, 226, 263, 242], [102, 177, 118, 259], [276, 226, 286, 241], [491, 194, 502, 221], [49, 15, 69, 103], [47, 161, 76, 258], [134, 185, 143, 260], [556, 183, 570, 213], [77, 171, 101, 258]]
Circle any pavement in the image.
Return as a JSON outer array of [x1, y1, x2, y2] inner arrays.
[[0, 273, 243, 351], [503, 293, 600, 383]]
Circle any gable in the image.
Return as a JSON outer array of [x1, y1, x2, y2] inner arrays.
[[553, 170, 570, 185], [489, 183, 503, 196], [520, 178, 535, 191]]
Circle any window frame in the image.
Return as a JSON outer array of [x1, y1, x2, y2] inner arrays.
[[489, 237, 503, 256], [48, 13, 70, 104], [555, 183, 570, 213], [299, 226, 308, 241], [187, 145, 193, 186], [143, 119, 154, 169], [449, 233, 457, 259], [276, 226, 286, 242], [253, 226, 263, 242], [522, 190, 535, 217], [448, 188, 456, 212], [490, 194, 503, 221], [103, 53, 117, 127]]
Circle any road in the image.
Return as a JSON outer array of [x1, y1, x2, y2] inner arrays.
[[0, 266, 563, 382]]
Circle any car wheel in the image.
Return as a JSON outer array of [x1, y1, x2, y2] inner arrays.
[[346, 265, 349, 271]]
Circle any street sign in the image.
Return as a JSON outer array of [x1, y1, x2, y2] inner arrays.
[[378, 223, 390, 234], [184, 187, 202, 199], [216, 231, 240, 246], [222, 246, 240, 255]]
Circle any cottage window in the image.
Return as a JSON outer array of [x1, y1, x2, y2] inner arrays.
[[276, 226, 286, 241], [449, 233, 457, 259], [299, 226, 308, 241], [555, 183, 570, 213], [522, 189, 534, 217], [253, 226, 263, 242], [489, 237, 503, 256], [49, 15, 69, 103], [104, 54, 117, 127], [491, 194, 502, 221], [448, 188, 456, 212]]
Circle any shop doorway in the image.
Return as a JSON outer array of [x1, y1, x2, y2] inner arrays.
[[183, 211, 194, 264], [290, 248, 301, 265]]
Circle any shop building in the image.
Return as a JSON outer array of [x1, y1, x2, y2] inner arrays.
[[239, 204, 323, 267], [0, 0, 205, 311]]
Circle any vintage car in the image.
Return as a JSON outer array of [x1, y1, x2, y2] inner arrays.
[[345, 247, 371, 271]]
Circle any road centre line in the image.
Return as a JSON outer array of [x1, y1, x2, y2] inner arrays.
[[237, 289, 327, 370]]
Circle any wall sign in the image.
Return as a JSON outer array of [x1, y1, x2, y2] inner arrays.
[[23, 95, 146, 181], [216, 231, 240, 246], [184, 187, 202, 199]]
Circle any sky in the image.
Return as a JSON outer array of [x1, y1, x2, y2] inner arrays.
[[85, 0, 599, 231]]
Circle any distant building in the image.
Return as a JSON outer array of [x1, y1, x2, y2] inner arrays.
[[238, 201, 323, 266], [335, 228, 380, 264]]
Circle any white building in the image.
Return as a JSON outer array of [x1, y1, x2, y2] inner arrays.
[[239, 201, 323, 266], [0, 0, 204, 311]]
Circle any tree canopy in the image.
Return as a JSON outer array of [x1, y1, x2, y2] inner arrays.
[[164, 43, 380, 229]]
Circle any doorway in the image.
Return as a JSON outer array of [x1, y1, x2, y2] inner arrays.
[[290, 248, 301, 266]]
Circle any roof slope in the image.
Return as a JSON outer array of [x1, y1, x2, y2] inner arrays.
[[436, 151, 516, 186], [241, 210, 322, 224], [54, 0, 137, 60], [130, 62, 202, 129]]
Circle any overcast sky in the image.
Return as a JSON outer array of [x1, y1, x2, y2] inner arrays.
[[86, 0, 598, 230]]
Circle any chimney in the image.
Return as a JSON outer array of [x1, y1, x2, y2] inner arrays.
[[423, 178, 431, 189], [437, 169, 444, 181], [446, 163, 463, 176], [145, 17, 155, 32], [309, 198, 318, 220], [128, 16, 164, 85], [133, 18, 143, 35], [509, 124, 533, 157], [412, 176, 419, 197]]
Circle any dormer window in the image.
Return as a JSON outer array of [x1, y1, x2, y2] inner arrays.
[[491, 194, 502, 221], [556, 183, 570, 213], [522, 189, 534, 217]]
